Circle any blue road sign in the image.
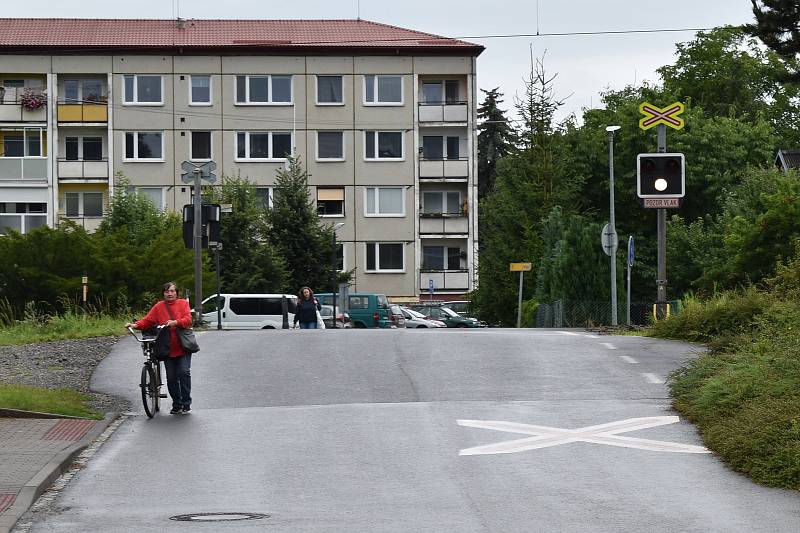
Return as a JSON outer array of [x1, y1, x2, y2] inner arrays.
[[628, 236, 635, 267], [428, 279, 434, 294]]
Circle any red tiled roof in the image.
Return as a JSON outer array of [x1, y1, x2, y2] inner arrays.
[[0, 18, 483, 54]]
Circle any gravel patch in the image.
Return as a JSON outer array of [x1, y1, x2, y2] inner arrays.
[[0, 336, 130, 414]]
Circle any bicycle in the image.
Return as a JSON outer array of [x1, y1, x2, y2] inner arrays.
[[127, 326, 168, 418]]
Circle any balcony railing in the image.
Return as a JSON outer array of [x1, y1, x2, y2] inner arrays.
[[57, 159, 109, 180], [419, 213, 469, 234], [57, 100, 108, 122], [419, 270, 469, 291], [59, 215, 104, 233], [419, 158, 469, 179], [418, 102, 468, 123], [0, 88, 48, 122], [0, 157, 47, 181]]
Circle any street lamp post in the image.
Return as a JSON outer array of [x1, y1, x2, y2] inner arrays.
[[606, 125, 621, 326], [331, 222, 345, 328]]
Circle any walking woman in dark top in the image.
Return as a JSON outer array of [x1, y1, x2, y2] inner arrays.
[[294, 286, 321, 329]]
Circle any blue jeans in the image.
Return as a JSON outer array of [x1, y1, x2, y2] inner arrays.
[[299, 321, 317, 329], [164, 354, 191, 409]]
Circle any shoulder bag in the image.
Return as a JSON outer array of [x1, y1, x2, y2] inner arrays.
[[164, 302, 200, 353]]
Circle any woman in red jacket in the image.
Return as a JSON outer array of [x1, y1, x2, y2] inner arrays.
[[126, 281, 193, 414]]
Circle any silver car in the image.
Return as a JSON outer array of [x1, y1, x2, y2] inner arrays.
[[400, 306, 446, 328]]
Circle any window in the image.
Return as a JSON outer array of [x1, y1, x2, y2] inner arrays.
[[364, 131, 403, 160], [123, 75, 163, 105], [236, 132, 292, 160], [364, 75, 402, 104], [0, 202, 47, 235], [423, 245, 462, 270], [255, 187, 274, 209], [125, 187, 164, 210], [63, 79, 104, 103], [365, 242, 404, 272], [235, 75, 292, 104], [317, 75, 343, 104], [3, 129, 44, 157], [65, 137, 79, 161], [317, 131, 344, 160], [83, 137, 102, 161], [422, 136, 460, 160], [65, 192, 103, 217], [190, 75, 211, 105], [447, 136, 460, 159], [191, 131, 212, 160], [365, 187, 404, 216], [422, 80, 459, 104], [124, 132, 163, 160], [422, 191, 461, 214], [317, 188, 344, 216], [65, 136, 103, 161]]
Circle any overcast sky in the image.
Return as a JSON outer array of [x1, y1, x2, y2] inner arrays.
[[2, 0, 757, 122]]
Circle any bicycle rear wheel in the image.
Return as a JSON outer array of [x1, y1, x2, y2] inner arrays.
[[141, 365, 157, 418]]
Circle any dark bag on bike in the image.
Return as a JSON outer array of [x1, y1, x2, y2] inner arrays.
[[144, 327, 172, 360], [164, 302, 200, 354]]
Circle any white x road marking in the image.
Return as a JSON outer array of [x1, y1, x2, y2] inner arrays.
[[457, 416, 709, 456]]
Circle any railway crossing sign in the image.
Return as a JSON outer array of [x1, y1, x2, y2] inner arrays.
[[639, 102, 685, 130]]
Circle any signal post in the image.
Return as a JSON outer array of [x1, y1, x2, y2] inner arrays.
[[637, 102, 686, 320]]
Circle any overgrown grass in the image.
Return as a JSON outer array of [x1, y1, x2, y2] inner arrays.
[[0, 308, 128, 346], [650, 290, 800, 489], [0, 384, 103, 419]]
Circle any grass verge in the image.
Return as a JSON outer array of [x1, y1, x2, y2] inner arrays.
[[0, 312, 125, 346], [648, 290, 800, 489], [0, 383, 103, 420]]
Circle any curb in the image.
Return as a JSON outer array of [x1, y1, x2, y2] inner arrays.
[[0, 412, 120, 533]]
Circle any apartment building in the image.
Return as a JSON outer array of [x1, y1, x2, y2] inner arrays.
[[0, 18, 483, 300]]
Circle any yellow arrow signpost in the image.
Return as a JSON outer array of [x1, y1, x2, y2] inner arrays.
[[639, 102, 685, 131]]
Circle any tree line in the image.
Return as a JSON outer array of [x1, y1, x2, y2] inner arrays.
[[0, 157, 345, 318], [473, 10, 800, 326]]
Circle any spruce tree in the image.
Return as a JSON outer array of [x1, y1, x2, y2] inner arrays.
[[266, 157, 339, 294], [477, 88, 515, 199], [746, 0, 800, 82]]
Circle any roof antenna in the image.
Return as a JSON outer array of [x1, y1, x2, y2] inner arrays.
[[536, 0, 540, 35], [357, 0, 361, 20], [175, 0, 186, 29]]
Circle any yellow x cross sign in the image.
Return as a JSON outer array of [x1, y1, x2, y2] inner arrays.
[[639, 102, 685, 130]]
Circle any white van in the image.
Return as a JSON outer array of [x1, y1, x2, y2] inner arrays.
[[201, 294, 297, 329]]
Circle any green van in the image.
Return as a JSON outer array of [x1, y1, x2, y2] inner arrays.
[[315, 292, 393, 328]]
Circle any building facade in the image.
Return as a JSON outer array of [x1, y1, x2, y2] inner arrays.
[[0, 18, 483, 300]]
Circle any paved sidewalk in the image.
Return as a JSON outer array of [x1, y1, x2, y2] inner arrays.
[[0, 413, 116, 533]]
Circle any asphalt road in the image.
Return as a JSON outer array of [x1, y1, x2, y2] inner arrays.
[[16, 329, 800, 532]]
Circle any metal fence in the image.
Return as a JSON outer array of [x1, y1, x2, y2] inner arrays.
[[534, 300, 667, 328]]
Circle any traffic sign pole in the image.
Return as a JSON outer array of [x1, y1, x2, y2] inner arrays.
[[517, 270, 524, 329], [627, 236, 634, 326], [193, 168, 203, 324], [656, 124, 668, 320]]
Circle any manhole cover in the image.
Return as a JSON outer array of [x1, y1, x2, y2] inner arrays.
[[170, 512, 270, 522]]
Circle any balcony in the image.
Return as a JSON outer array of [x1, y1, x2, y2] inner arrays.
[[0, 158, 47, 181], [419, 213, 469, 234], [59, 215, 104, 233], [419, 270, 469, 291], [0, 88, 47, 122], [57, 159, 109, 180], [419, 158, 469, 180], [57, 101, 108, 123], [418, 102, 468, 123]]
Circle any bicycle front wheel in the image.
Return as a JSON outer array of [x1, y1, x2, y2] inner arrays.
[[141, 364, 157, 418]]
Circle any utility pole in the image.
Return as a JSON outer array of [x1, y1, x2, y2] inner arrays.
[[606, 125, 621, 325]]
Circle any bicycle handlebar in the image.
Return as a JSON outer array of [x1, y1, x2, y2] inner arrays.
[[127, 325, 165, 343]]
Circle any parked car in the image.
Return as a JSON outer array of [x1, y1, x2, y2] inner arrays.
[[201, 293, 296, 329], [400, 306, 446, 328], [388, 304, 407, 328], [319, 305, 352, 329], [410, 304, 480, 328], [444, 300, 472, 316], [315, 292, 393, 328]]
